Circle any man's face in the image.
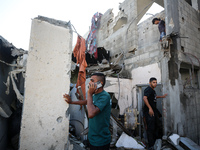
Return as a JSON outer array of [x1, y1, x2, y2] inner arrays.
[[154, 20, 160, 25], [150, 80, 157, 88], [89, 75, 99, 85]]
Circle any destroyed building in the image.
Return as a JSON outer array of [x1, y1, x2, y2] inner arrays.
[[0, 0, 200, 149], [96, 0, 200, 147]]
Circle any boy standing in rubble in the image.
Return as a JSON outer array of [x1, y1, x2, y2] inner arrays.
[[64, 73, 111, 150], [143, 77, 167, 150]]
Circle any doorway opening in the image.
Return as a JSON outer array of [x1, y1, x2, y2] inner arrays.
[[136, 84, 163, 141]]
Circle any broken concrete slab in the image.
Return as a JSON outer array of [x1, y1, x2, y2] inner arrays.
[[169, 134, 180, 146], [116, 132, 144, 149], [19, 16, 72, 150], [180, 137, 200, 150]]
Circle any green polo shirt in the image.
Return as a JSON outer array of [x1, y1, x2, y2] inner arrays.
[[88, 90, 111, 146]]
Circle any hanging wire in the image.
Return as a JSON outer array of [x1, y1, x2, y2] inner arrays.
[[69, 21, 81, 37], [0, 59, 17, 67]]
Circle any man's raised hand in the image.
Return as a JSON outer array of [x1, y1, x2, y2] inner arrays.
[[63, 94, 72, 104]]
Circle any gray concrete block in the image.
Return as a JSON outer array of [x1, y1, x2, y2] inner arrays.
[[124, 56, 139, 64], [149, 50, 160, 58]]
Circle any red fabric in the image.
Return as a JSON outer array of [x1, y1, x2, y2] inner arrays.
[[73, 36, 87, 100]]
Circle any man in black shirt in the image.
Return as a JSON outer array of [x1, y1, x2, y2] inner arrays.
[[143, 77, 167, 150], [152, 18, 166, 41]]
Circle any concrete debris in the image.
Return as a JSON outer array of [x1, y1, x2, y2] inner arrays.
[[169, 134, 180, 145], [69, 134, 86, 150], [5, 68, 25, 103], [154, 139, 162, 150], [180, 137, 200, 150], [116, 132, 144, 149], [11, 48, 28, 57], [0, 35, 27, 103], [111, 112, 132, 136], [4, 61, 26, 103]]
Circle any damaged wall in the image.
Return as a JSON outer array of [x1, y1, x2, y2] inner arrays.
[[131, 63, 161, 106], [19, 16, 72, 150], [96, 0, 200, 144], [125, 11, 165, 71], [178, 0, 200, 144], [104, 77, 132, 115], [181, 89, 200, 143], [178, 0, 200, 66], [164, 0, 200, 144], [98, 0, 165, 117], [97, 0, 138, 56]]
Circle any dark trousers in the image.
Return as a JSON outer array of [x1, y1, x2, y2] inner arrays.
[[144, 110, 162, 148], [89, 143, 110, 150]]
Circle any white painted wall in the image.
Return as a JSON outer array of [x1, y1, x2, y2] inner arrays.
[[20, 18, 72, 150], [104, 63, 161, 115], [104, 77, 133, 114], [131, 63, 161, 107]]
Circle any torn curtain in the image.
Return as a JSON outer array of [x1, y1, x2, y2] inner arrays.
[[73, 36, 87, 100]]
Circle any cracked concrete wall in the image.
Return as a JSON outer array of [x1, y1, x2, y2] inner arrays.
[[96, 0, 200, 143], [97, 0, 165, 116], [180, 89, 200, 144], [164, 0, 200, 144], [162, 0, 182, 137], [125, 11, 165, 71], [19, 17, 72, 150], [178, 0, 200, 66], [178, 0, 200, 144], [97, 0, 138, 56]]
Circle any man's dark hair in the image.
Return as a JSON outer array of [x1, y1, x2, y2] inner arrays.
[[91, 73, 106, 87], [149, 77, 157, 83], [152, 18, 160, 24]]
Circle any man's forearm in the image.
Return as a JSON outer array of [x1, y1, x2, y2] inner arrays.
[[156, 96, 163, 99], [156, 94, 167, 99], [87, 93, 99, 118], [143, 97, 152, 110], [71, 100, 87, 105]]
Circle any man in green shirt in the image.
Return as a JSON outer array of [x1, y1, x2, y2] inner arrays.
[[64, 73, 111, 150]]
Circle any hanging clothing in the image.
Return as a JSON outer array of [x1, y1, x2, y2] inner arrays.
[[73, 36, 87, 100], [86, 12, 103, 59]]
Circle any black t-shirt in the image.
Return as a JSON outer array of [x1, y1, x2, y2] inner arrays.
[[143, 86, 157, 112], [158, 20, 165, 33]]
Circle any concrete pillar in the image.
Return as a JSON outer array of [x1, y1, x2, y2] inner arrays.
[[164, 0, 180, 35], [19, 16, 72, 150], [163, 0, 183, 135]]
